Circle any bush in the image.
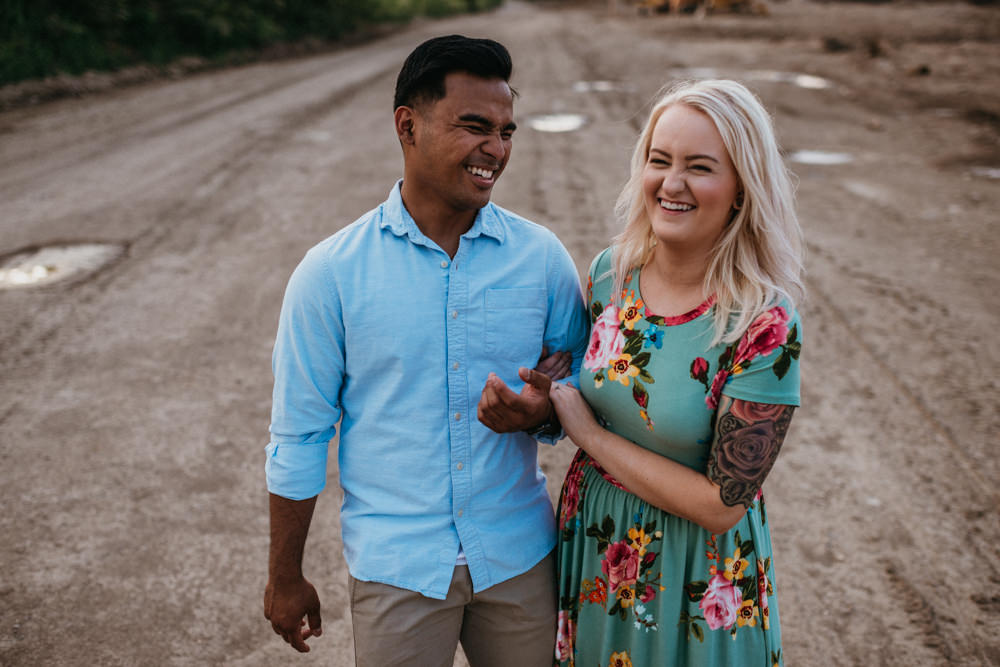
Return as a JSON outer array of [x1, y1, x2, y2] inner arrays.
[[0, 0, 504, 86]]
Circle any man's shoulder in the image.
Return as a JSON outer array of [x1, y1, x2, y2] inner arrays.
[[307, 204, 384, 260], [487, 202, 561, 245]]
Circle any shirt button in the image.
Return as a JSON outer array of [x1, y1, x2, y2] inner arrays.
[[452, 362, 460, 370], [440, 260, 448, 268], [457, 509, 464, 518], [454, 412, 461, 421], [451, 310, 458, 319], [456, 462, 463, 470]]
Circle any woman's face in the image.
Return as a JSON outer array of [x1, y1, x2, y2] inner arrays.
[[641, 104, 741, 256]]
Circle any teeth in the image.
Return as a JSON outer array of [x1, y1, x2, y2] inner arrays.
[[466, 166, 494, 179], [660, 200, 694, 211]]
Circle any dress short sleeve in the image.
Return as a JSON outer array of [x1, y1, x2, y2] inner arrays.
[[720, 305, 802, 407]]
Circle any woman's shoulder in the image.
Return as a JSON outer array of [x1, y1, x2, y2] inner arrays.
[[587, 246, 614, 279], [729, 300, 802, 382], [746, 300, 802, 337], [586, 247, 617, 305]]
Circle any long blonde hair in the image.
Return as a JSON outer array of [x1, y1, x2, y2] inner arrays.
[[611, 79, 804, 346]]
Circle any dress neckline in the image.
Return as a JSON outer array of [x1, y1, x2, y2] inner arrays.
[[631, 266, 714, 326]]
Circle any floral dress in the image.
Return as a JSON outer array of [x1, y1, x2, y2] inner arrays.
[[556, 248, 801, 667]]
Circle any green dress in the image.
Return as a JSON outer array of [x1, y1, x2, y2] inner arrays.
[[556, 248, 802, 667]]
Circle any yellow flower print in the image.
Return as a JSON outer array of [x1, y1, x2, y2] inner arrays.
[[615, 585, 636, 608], [608, 651, 633, 667], [628, 527, 652, 557], [607, 353, 640, 386], [618, 292, 644, 330], [724, 548, 749, 581], [736, 599, 759, 628]]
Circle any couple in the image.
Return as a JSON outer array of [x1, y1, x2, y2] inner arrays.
[[264, 35, 803, 667]]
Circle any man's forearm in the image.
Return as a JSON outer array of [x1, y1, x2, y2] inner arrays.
[[268, 493, 318, 582]]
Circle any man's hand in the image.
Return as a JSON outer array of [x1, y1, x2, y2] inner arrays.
[[477, 367, 554, 433], [265, 493, 321, 653], [533, 347, 572, 382], [264, 575, 322, 653]]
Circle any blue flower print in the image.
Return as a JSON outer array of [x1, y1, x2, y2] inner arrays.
[[644, 325, 663, 350]]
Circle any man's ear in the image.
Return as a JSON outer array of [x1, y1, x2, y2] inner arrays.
[[394, 106, 416, 145]]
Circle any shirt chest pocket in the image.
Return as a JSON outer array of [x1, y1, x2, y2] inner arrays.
[[484, 287, 547, 364]]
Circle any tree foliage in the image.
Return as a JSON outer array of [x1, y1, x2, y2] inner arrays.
[[0, 0, 502, 85]]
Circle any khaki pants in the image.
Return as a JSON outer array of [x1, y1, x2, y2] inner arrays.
[[349, 551, 556, 667]]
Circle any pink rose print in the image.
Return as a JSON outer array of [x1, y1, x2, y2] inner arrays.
[[555, 610, 574, 662], [584, 304, 625, 372], [601, 540, 639, 593], [734, 306, 790, 365], [705, 369, 729, 410], [698, 573, 743, 630], [559, 464, 584, 530], [690, 356, 709, 383]]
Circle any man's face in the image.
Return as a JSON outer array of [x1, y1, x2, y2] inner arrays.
[[403, 72, 516, 217]]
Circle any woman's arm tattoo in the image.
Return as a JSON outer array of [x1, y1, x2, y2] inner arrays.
[[706, 397, 795, 508]]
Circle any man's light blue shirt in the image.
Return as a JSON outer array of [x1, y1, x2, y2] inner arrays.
[[267, 182, 588, 600]]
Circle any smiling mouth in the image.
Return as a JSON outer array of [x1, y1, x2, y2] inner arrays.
[[659, 200, 694, 212], [466, 165, 496, 180]]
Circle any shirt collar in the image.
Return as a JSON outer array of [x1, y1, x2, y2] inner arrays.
[[379, 180, 506, 245]]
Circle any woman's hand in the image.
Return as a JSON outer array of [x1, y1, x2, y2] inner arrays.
[[548, 382, 602, 447]]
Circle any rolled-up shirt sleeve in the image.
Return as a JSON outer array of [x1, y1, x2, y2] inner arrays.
[[266, 246, 345, 500]]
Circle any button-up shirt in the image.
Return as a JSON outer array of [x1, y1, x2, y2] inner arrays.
[[266, 182, 588, 599]]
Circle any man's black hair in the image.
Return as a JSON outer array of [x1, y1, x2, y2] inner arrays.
[[394, 34, 513, 110]]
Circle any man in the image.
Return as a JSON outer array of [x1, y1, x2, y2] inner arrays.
[[263, 35, 588, 666]]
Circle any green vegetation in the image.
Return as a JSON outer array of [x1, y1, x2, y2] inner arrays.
[[0, 0, 503, 86]]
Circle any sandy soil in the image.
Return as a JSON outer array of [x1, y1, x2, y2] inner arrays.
[[0, 1, 997, 665]]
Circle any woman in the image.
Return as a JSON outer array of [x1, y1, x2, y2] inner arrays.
[[550, 79, 804, 666]]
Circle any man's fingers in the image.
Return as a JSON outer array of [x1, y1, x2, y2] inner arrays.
[[487, 373, 523, 409], [307, 607, 323, 638], [550, 353, 572, 381], [288, 626, 311, 653], [534, 347, 558, 374], [477, 380, 504, 431], [519, 368, 553, 394]]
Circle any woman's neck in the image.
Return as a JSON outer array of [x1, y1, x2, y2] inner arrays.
[[638, 245, 712, 317]]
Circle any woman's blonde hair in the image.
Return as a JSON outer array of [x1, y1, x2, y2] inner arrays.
[[611, 79, 804, 346]]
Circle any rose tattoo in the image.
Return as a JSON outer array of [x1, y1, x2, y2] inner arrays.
[[708, 398, 795, 508]]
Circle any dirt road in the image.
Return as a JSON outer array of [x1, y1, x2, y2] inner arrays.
[[1, 1, 997, 665]]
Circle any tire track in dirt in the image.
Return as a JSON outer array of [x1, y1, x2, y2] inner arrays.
[[0, 56, 402, 200], [806, 272, 994, 506], [0, 58, 400, 374], [496, 18, 621, 265], [497, 13, 655, 272], [884, 560, 957, 664], [801, 276, 1000, 665]]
